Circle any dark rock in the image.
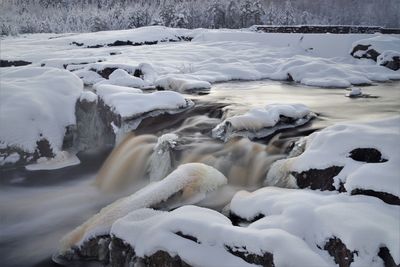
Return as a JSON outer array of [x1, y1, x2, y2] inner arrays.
[[225, 245, 274, 267], [324, 237, 357, 267], [287, 73, 294, 82], [110, 237, 136, 267], [35, 138, 55, 158], [58, 235, 111, 264], [351, 189, 400, 206], [348, 148, 387, 163], [0, 59, 32, 67], [91, 67, 119, 79], [140, 251, 192, 267], [229, 212, 265, 226], [292, 166, 344, 191], [175, 232, 199, 243], [379, 55, 400, 71], [378, 247, 398, 267], [350, 44, 380, 61]]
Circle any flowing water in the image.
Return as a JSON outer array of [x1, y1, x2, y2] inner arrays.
[[1, 80, 399, 267]]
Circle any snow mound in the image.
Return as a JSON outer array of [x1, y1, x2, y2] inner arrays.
[[213, 103, 315, 141], [155, 74, 211, 92], [0, 67, 83, 158], [79, 91, 98, 103], [60, 163, 227, 251], [65, 26, 192, 47], [266, 117, 400, 202], [95, 69, 146, 88], [229, 187, 400, 266], [111, 205, 328, 267], [95, 84, 192, 120]]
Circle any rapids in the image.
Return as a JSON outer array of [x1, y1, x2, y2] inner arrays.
[[0, 80, 399, 267]]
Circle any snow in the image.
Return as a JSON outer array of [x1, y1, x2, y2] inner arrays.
[[155, 74, 211, 92], [229, 187, 400, 266], [266, 117, 400, 198], [79, 91, 98, 103], [346, 87, 362, 97], [25, 151, 80, 171], [0, 152, 20, 166], [2, 29, 399, 90], [352, 35, 400, 56], [111, 205, 329, 267], [377, 50, 400, 66], [39, 57, 105, 69], [94, 84, 192, 120], [0, 67, 83, 154], [95, 69, 146, 88], [60, 163, 227, 250], [61, 26, 192, 47], [213, 103, 314, 141]]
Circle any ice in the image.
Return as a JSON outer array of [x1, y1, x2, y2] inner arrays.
[[25, 151, 80, 171], [0, 67, 83, 154], [60, 163, 227, 250]]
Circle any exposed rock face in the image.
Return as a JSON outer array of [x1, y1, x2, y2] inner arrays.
[[0, 59, 31, 67], [229, 212, 265, 226], [140, 251, 191, 267], [323, 237, 356, 267], [378, 53, 400, 71], [348, 148, 387, 163], [109, 237, 136, 267], [291, 166, 344, 191]]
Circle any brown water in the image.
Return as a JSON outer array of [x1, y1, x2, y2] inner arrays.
[[0, 80, 399, 267]]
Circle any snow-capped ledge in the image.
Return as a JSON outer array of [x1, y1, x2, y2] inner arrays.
[[213, 103, 315, 141], [266, 116, 400, 205], [0, 67, 83, 167]]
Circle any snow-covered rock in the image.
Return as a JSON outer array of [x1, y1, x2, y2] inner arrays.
[[266, 117, 400, 205], [345, 87, 363, 98], [40, 57, 105, 69], [351, 35, 400, 70], [95, 69, 146, 88], [377, 50, 400, 71], [95, 84, 193, 120], [59, 163, 227, 251], [155, 74, 212, 92], [109, 205, 328, 267], [229, 187, 400, 267], [0, 67, 83, 167], [213, 103, 315, 141]]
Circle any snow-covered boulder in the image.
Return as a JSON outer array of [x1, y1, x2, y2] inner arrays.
[[0, 67, 83, 167], [229, 187, 400, 267], [109, 205, 328, 267], [377, 50, 400, 71], [58, 163, 227, 254], [93, 84, 193, 136], [266, 117, 400, 205], [213, 103, 315, 141], [155, 74, 211, 92], [95, 69, 146, 88], [350, 35, 400, 68]]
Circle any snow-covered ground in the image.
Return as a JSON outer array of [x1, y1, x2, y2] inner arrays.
[[2, 27, 400, 89]]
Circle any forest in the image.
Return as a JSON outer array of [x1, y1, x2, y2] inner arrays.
[[1, 0, 399, 35]]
